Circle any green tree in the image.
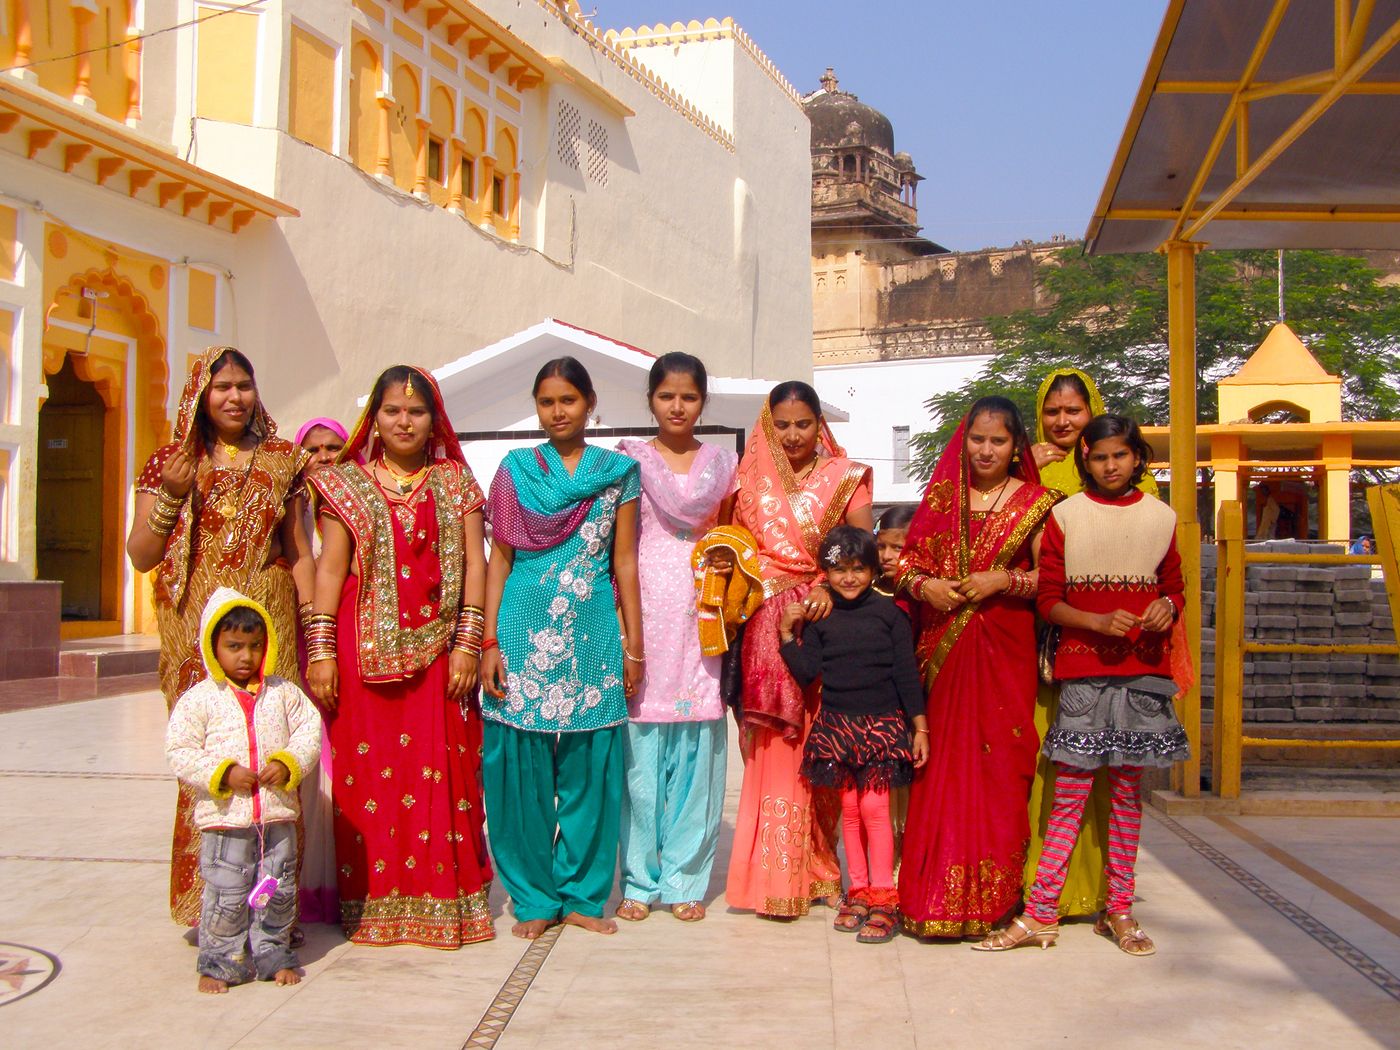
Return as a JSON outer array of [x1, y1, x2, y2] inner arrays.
[[910, 248, 1400, 480]]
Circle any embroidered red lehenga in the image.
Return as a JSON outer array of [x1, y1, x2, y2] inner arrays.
[[309, 370, 494, 948], [724, 404, 872, 917], [896, 417, 1059, 937]]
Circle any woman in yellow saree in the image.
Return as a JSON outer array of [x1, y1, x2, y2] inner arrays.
[[1023, 368, 1158, 918]]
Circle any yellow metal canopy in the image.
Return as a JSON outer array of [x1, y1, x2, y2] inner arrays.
[[1086, 0, 1400, 254], [1082, 0, 1400, 800]]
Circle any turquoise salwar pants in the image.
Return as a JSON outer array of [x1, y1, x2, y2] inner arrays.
[[482, 720, 624, 922], [620, 719, 727, 905]]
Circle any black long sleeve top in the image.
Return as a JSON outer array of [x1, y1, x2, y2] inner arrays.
[[779, 587, 925, 721]]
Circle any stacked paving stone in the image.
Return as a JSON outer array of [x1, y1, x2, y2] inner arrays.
[[1197, 540, 1400, 722]]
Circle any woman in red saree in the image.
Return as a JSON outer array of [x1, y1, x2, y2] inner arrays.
[[307, 366, 494, 948], [896, 396, 1060, 938], [724, 382, 873, 918]]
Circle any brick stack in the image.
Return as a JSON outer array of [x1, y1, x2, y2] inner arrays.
[[1197, 541, 1400, 722]]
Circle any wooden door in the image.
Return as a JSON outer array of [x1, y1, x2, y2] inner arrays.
[[37, 359, 106, 621]]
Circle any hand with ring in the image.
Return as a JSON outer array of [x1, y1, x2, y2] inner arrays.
[[802, 586, 834, 622]]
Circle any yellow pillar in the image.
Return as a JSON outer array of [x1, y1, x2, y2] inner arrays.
[[1166, 239, 1203, 797], [447, 139, 465, 215], [477, 154, 496, 229], [13, 0, 35, 76], [72, 5, 96, 106], [412, 116, 430, 198], [1321, 434, 1352, 542], [124, 0, 142, 125], [1212, 501, 1245, 799], [508, 171, 521, 241], [374, 93, 394, 182]]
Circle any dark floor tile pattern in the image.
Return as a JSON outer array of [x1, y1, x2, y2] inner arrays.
[[461, 923, 564, 1049], [1153, 809, 1400, 1001]]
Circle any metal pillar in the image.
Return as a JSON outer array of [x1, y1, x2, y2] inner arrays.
[[1166, 239, 1203, 796]]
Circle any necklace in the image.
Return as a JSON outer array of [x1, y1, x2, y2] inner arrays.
[[971, 475, 1011, 510], [378, 455, 429, 496], [221, 437, 243, 461], [216, 450, 257, 546]]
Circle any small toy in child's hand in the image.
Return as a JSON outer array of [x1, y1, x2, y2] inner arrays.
[[248, 875, 279, 910]]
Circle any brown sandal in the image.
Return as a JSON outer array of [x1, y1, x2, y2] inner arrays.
[[857, 905, 898, 944], [671, 901, 706, 922], [1096, 911, 1156, 956], [833, 897, 869, 933]]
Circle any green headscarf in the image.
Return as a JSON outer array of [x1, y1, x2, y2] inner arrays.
[[1035, 368, 1158, 497]]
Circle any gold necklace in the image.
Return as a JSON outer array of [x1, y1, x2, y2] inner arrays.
[[378, 455, 429, 496], [971, 476, 1011, 508], [222, 438, 242, 461]]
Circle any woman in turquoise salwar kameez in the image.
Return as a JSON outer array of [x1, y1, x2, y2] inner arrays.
[[481, 357, 644, 939]]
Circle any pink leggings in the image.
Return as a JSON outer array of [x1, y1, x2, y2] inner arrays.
[[840, 785, 894, 893]]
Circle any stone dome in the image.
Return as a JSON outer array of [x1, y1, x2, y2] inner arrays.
[[804, 69, 895, 154]]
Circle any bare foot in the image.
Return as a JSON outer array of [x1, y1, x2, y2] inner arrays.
[[562, 911, 617, 935], [511, 918, 554, 940], [273, 968, 301, 986], [198, 976, 229, 995]]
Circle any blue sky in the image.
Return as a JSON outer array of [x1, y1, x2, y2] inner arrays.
[[591, 1, 1168, 251]]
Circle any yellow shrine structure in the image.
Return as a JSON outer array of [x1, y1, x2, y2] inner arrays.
[[1142, 321, 1400, 544]]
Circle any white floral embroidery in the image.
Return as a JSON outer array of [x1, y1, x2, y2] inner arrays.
[[549, 595, 569, 617]]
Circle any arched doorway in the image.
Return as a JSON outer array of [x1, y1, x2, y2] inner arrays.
[[37, 358, 108, 622], [42, 268, 170, 635]]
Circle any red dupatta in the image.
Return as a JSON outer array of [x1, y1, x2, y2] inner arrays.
[[897, 416, 1059, 679], [337, 366, 467, 467], [311, 366, 484, 681]]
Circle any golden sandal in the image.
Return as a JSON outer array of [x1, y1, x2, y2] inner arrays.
[[971, 916, 1059, 952], [1096, 911, 1156, 956]]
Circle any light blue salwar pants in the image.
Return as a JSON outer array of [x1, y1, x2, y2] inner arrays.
[[620, 719, 727, 905]]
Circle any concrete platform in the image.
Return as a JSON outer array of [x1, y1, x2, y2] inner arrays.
[[58, 634, 160, 679], [3, 683, 1400, 1048]]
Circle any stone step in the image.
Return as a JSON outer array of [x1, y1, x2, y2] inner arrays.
[[59, 635, 160, 679]]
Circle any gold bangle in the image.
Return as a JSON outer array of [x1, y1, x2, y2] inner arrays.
[[623, 649, 646, 664]]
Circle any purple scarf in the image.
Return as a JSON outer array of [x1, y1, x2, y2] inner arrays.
[[615, 439, 737, 533]]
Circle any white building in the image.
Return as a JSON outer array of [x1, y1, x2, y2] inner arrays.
[[0, 2, 812, 655]]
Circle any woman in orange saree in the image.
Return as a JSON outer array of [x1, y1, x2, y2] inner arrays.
[[896, 397, 1059, 938], [724, 382, 873, 918], [128, 347, 315, 925]]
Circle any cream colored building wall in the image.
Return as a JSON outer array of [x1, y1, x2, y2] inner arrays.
[[175, 0, 813, 427]]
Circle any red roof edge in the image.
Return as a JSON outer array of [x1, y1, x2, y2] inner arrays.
[[551, 318, 658, 359]]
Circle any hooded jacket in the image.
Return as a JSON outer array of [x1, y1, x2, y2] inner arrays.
[[165, 587, 322, 830]]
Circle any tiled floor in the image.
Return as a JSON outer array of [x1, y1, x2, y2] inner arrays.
[[3, 683, 1400, 1049]]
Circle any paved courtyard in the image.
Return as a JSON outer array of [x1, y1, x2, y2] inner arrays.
[[3, 681, 1400, 1049]]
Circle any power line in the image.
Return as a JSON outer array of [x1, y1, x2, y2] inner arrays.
[[0, 0, 267, 76]]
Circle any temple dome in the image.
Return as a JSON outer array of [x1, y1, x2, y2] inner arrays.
[[804, 68, 895, 154]]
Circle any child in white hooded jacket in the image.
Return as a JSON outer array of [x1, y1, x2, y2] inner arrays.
[[166, 586, 321, 993]]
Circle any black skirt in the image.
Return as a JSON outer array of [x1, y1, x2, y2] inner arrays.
[[800, 708, 915, 791]]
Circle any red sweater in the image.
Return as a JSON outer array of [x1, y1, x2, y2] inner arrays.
[[1036, 489, 1184, 680]]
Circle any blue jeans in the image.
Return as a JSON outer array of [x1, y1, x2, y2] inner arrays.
[[197, 823, 298, 983]]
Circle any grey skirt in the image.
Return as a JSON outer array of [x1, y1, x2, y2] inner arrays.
[[1042, 675, 1191, 770]]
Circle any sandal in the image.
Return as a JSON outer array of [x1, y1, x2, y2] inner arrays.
[[971, 916, 1059, 952], [671, 901, 706, 922], [1096, 911, 1155, 956], [614, 899, 651, 922], [856, 905, 898, 944], [832, 897, 869, 933]]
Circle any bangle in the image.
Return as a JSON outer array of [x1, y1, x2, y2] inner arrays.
[[147, 489, 183, 536], [624, 649, 646, 664], [304, 613, 337, 663], [481, 637, 499, 653], [453, 605, 486, 658], [914, 729, 929, 736]]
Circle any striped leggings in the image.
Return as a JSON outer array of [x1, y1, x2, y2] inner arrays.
[[1025, 765, 1143, 924]]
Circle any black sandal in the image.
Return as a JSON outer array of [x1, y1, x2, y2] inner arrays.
[[857, 906, 898, 944]]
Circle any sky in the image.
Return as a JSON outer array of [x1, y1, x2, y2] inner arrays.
[[589, 1, 1168, 252]]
